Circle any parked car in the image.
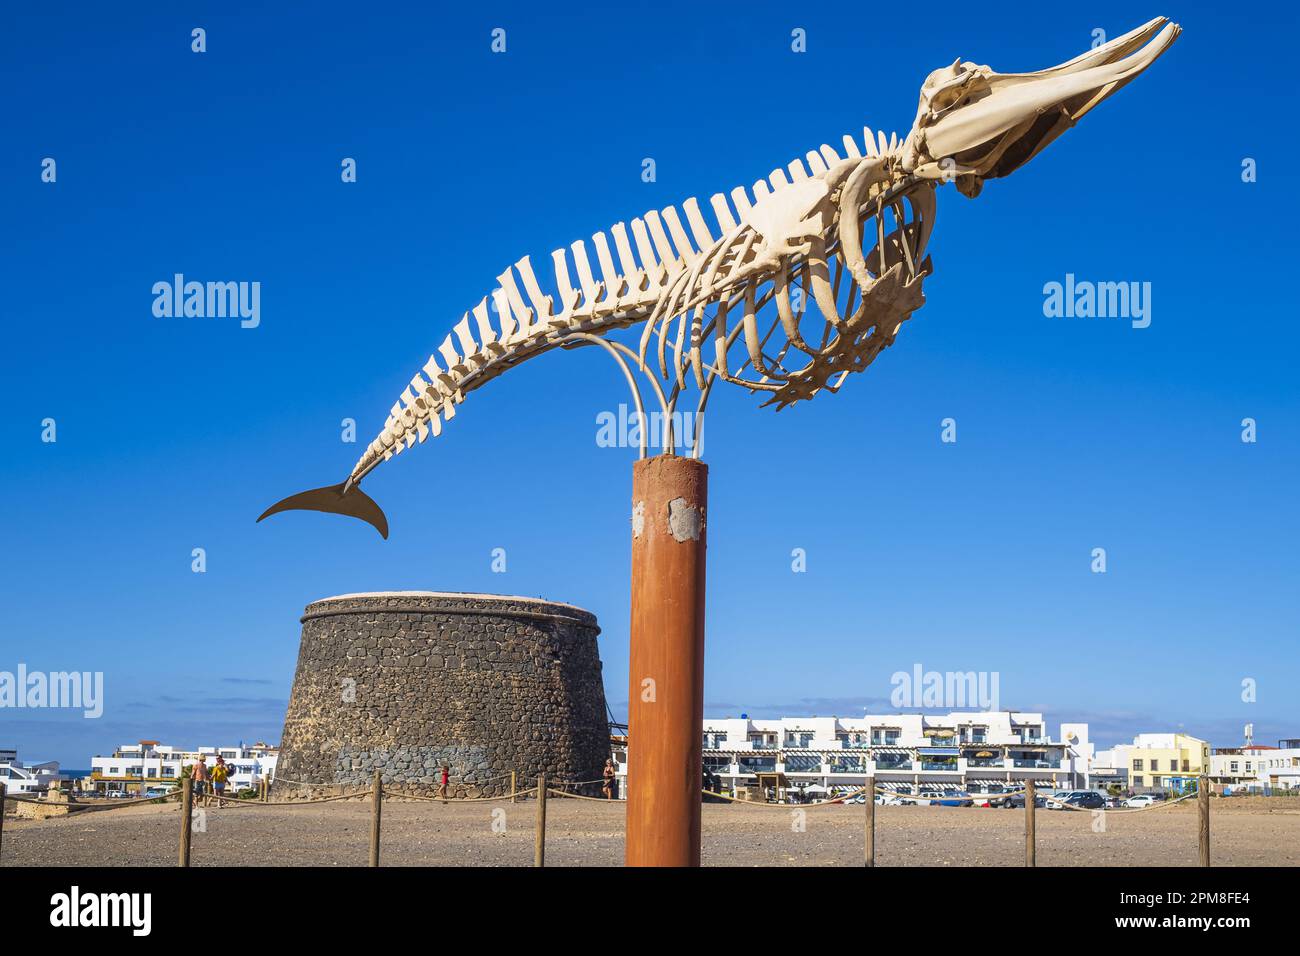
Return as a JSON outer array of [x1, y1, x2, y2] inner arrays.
[[903, 789, 973, 807], [144, 786, 174, 799], [1124, 794, 1159, 808], [875, 792, 904, 806], [1058, 790, 1106, 810], [1003, 792, 1049, 809], [968, 785, 1011, 808]]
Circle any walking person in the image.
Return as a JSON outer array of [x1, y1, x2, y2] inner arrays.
[[191, 755, 210, 808], [210, 756, 231, 807], [602, 758, 617, 800], [439, 765, 449, 803]]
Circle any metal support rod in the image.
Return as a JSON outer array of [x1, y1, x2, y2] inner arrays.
[[1025, 780, 1037, 867], [1198, 775, 1210, 867], [563, 333, 660, 459], [626, 455, 708, 866], [535, 774, 547, 867], [0, 782, 6, 863], [369, 770, 382, 867], [864, 775, 876, 867], [178, 781, 193, 867]]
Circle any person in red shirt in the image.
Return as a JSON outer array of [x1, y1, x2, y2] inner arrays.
[[439, 765, 449, 803]]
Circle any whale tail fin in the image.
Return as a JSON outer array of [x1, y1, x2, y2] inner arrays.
[[257, 481, 389, 539]]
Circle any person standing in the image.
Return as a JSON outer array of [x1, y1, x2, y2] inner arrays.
[[439, 765, 450, 803], [191, 755, 209, 807], [210, 756, 231, 807], [602, 758, 617, 800]]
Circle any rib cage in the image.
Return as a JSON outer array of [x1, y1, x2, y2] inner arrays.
[[352, 125, 933, 482]]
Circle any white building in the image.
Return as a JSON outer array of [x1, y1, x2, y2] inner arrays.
[[1089, 747, 1131, 789], [1210, 743, 1300, 793], [89, 739, 278, 795], [0, 749, 61, 796], [612, 712, 1092, 800]]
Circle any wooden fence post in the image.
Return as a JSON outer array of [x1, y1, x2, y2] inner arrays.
[[1198, 775, 1210, 867], [369, 770, 383, 867], [0, 782, 7, 863], [511, 770, 517, 804], [178, 781, 193, 867], [864, 775, 876, 868], [1025, 780, 1036, 867], [535, 773, 547, 868]]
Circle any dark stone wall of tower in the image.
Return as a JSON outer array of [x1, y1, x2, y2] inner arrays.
[[275, 592, 609, 797]]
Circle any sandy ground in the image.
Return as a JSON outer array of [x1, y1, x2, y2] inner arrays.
[[4, 796, 1298, 867]]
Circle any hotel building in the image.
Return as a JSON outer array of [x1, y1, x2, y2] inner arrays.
[[612, 711, 1092, 799]]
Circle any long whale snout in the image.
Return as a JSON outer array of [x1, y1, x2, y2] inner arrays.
[[257, 481, 389, 539]]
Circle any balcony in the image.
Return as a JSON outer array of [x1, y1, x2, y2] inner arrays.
[[874, 757, 913, 771], [784, 757, 823, 774], [966, 758, 1005, 768], [920, 761, 960, 772], [1012, 759, 1058, 769]]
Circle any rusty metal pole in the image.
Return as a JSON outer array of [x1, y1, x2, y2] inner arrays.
[[626, 455, 707, 867]]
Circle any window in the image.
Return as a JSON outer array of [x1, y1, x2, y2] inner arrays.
[[1230, 762, 1239, 772], [1133, 759, 1144, 771], [1133, 776, 1144, 787], [1182, 760, 1189, 772]]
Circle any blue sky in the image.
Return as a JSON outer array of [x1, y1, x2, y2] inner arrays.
[[2, 2, 1296, 766]]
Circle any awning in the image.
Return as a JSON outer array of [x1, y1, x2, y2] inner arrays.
[[917, 747, 960, 756]]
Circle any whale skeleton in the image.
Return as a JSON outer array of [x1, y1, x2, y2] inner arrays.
[[259, 17, 1179, 538]]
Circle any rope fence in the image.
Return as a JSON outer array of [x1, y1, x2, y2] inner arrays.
[[0, 771, 1217, 869]]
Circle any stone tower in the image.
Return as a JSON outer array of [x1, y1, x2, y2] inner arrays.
[[274, 592, 609, 797]]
